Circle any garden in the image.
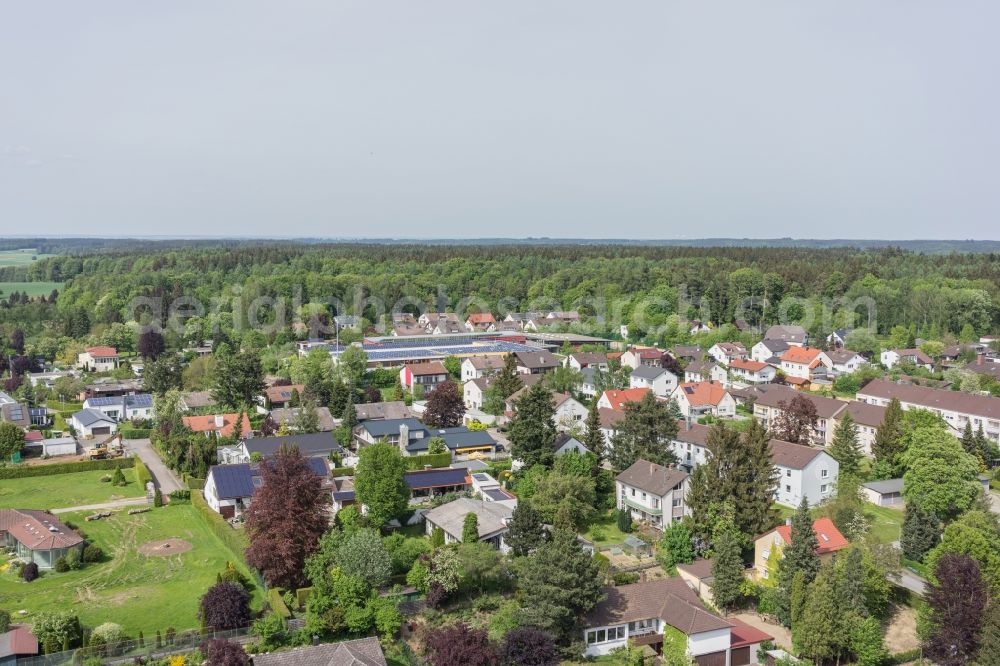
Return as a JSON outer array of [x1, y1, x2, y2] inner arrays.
[[0, 503, 258, 635], [0, 467, 145, 510]]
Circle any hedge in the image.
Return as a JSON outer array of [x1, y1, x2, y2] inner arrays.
[[119, 428, 152, 440], [191, 490, 250, 563], [134, 457, 153, 487], [404, 452, 451, 470], [267, 588, 292, 619], [0, 457, 137, 479], [329, 466, 355, 477], [887, 649, 923, 665], [295, 587, 312, 609], [186, 476, 206, 490]]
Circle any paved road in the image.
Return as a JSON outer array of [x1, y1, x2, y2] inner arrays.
[[891, 568, 927, 596], [127, 438, 183, 494], [51, 497, 149, 514]]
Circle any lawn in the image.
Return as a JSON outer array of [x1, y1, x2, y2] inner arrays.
[[0, 504, 259, 634], [769, 502, 903, 545], [0, 281, 63, 298], [0, 248, 56, 268], [0, 468, 145, 510], [584, 510, 635, 547]]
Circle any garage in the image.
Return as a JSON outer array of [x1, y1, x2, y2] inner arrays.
[[92, 426, 112, 436], [730, 646, 751, 666], [695, 651, 727, 666]]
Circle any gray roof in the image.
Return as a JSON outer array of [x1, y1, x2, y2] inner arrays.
[[353, 401, 411, 421], [72, 408, 116, 427], [251, 637, 386, 666], [616, 459, 688, 496], [448, 459, 490, 471], [756, 338, 790, 353], [631, 365, 668, 380], [862, 478, 904, 495], [243, 431, 345, 458], [424, 498, 513, 541], [269, 407, 336, 432], [764, 325, 807, 344]]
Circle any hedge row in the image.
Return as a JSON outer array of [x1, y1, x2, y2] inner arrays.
[[134, 457, 153, 486], [186, 476, 206, 490], [0, 457, 137, 479], [191, 490, 250, 562], [404, 452, 451, 470], [295, 587, 312, 609], [329, 466, 355, 477], [120, 428, 152, 440], [267, 588, 292, 619]]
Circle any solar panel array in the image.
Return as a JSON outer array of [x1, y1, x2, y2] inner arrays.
[[85, 394, 154, 408], [348, 341, 536, 363]]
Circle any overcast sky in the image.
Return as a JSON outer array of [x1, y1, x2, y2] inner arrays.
[[2, 1, 997, 239]]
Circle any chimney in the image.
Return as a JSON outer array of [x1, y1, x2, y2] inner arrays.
[[398, 423, 410, 455], [977, 352, 985, 367], [785, 517, 792, 526], [214, 414, 224, 428]]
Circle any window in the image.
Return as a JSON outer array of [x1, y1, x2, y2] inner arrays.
[[786, 485, 791, 493], [631, 488, 635, 497], [821, 469, 829, 478], [762, 549, 770, 559], [821, 484, 829, 493], [762, 568, 769, 579], [673, 498, 682, 507], [652, 498, 660, 509], [641, 492, 647, 501], [597, 630, 606, 643], [587, 631, 597, 644], [786, 470, 791, 477]]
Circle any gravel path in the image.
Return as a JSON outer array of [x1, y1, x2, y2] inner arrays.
[[126, 438, 184, 494]]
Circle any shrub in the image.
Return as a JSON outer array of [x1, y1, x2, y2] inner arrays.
[[65, 548, 82, 570], [134, 457, 153, 486], [282, 590, 296, 609], [0, 610, 11, 633], [0, 458, 138, 479], [613, 572, 640, 586], [22, 562, 39, 581], [100, 474, 112, 483], [54, 556, 69, 573], [169, 489, 191, 502], [329, 466, 355, 477], [200, 583, 252, 630], [83, 545, 104, 563], [218, 561, 252, 590], [267, 588, 291, 619], [111, 466, 127, 487], [201, 638, 250, 666], [90, 622, 128, 652], [617, 509, 633, 533], [153, 488, 163, 507]]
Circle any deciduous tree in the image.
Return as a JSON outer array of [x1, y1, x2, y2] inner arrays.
[[424, 623, 499, 666], [770, 395, 817, 444], [336, 529, 392, 588], [201, 638, 250, 666], [212, 345, 266, 409], [200, 582, 251, 630], [137, 328, 166, 360], [354, 442, 409, 527], [501, 627, 559, 666], [902, 424, 981, 520], [608, 392, 678, 471], [244, 446, 331, 588], [924, 554, 989, 666], [424, 380, 465, 428]]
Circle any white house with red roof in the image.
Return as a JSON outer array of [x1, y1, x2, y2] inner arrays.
[[707, 342, 748, 366], [778, 346, 832, 380], [76, 346, 119, 372], [597, 388, 651, 410], [753, 517, 848, 581], [669, 382, 736, 419], [728, 358, 776, 385], [620, 346, 663, 370], [464, 313, 497, 332], [0, 509, 84, 569]]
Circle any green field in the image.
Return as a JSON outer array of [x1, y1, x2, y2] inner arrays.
[[0, 248, 56, 268], [0, 468, 145, 510], [0, 504, 259, 634], [0, 281, 63, 298]]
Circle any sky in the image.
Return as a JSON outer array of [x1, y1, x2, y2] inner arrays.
[[1, 1, 998, 239]]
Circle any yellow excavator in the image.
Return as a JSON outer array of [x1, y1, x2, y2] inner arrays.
[[88, 433, 124, 460]]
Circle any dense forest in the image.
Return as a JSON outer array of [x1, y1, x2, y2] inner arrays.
[[1, 243, 998, 364]]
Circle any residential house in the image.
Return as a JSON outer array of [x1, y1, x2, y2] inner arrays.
[[81, 378, 143, 400], [779, 347, 832, 381], [354, 418, 497, 457], [204, 458, 330, 519], [620, 347, 663, 370], [76, 346, 119, 372], [251, 637, 386, 666], [728, 359, 776, 385], [670, 382, 736, 419], [599, 408, 625, 448], [182, 413, 253, 439], [880, 348, 934, 371], [688, 319, 712, 334], [669, 421, 711, 471], [263, 384, 305, 410], [629, 366, 678, 398], [827, 349, 867, 374], [82, 394, 154, 422], [552, 433, 592, 457], [579, 367, 599, 398], [763, 325, 807, 346], [861, 478, 904, 507], [597, 388, 651, 410], [0, 624, 39, 664], [267, 407, 337, 432], [354, 401, 411, 421], [464, 376, 496, 411], [827, 401, 885, 456], [582, 577, 772, 664], [547, 310, 582, 325], [506, 387, 587, 430], [465, 313, 497, 332], [770, 440, 839, 507], [181, 391, 216, 411], [684, 361, 727, 384], [827, 328, 854, 348], [566, 351, 609, 371], [0, 393, 30, 429], [69, 409, 118, 438], [671, 346, 703, 364], [734, 318, 753, 333], [965, 355, 1000, 382], [26, 369, 76, 389], [616, 459, 689, 529], [753, 518, 848, 581], [399, 362, 450, 393], [751, 386, 845, 445], [0, 509, 84, 569], [420, 312, 463, 335], [708, 342, 748, 366], [751, 339, 789, 364], [332, 314, 359, 331], [461, 355, 506, 381], [423, 498, 513, 551], [857, 378, 1000, 442], [219, 431, 345, 464], [513, 350, 560, 375]]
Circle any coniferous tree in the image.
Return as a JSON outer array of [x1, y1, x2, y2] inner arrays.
[[975, 601, 1000, 666], [835, 547, 868, 617], [776, 498, 819, 626], [687, 419, 778, 544], [872, 398, 904, 475], [505, 502, 547, 556], [710, 522, 745, 610], [508, 384, 557, 468], [608, 392, 678, 471], [494, 353, 523, 400], [462, 512, 480, 543], [962, 422, 979, 460], [900, 503, 941, 562], [795, 567, 848, 663], [976, 424, 996, 469], [829, 412, 862, 478], [582, 402, 605, 462]]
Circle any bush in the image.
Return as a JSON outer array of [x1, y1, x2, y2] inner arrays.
[[612, 571, 640, 586], [329, 466, 355, 477], [201, 638, 250, 666], [153, 488, 163, 507], [267, 588, 292, 619], [65, 548, 82, 570], [169, 489, 191, 502], [134, 457, 153, 486], [83, 545, 104, 563], [403, 452, 451, 470], [0, 610, 10, 633], [119, 428, 152, 440], [617, 509, 633, 533], [218, 561, 252, 591], [111, 466, 127, 486], [99, 474, 112, 483], [0, 458, 137, 479], [201, 582, 252, 630], [22, 561, 39, 581]]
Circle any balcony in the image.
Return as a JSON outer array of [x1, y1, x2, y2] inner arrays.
[[621, 496, 662, 516]]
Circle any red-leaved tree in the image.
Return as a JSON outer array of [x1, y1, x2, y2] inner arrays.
[[201, 638, 250, 666], [923, 554, 989, 666], [199, 582, 251, 630], [424, 623, 499, 666], [244, 445, 331, 588], [423, 381, 465, 428], [138, 329, 166, 360], [502, 627, 559, 666], [771, 395, 818, 444]]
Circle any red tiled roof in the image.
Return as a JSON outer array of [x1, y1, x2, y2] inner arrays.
[[728, 617, 774, 648], [85, 346, 118, 357], [2, 625, 39, 656], [0, 509, 84, 550], [182, 413, 253, 438], [772, 517, 848, 555], [405, 361, 448, 376], [601, 388, 650, 409], [780, 346, 824, 366], [24, 431, 44, 442], [265, 384, 305, 403], [599, 407, 626, 429], [466, 313, 496, 324], [730, 358, 768, 373], [674, 382, 731, 407]]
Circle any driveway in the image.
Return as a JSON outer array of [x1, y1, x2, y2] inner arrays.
[[126, 438, 183, 494], [51, 497, 149, 514]]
